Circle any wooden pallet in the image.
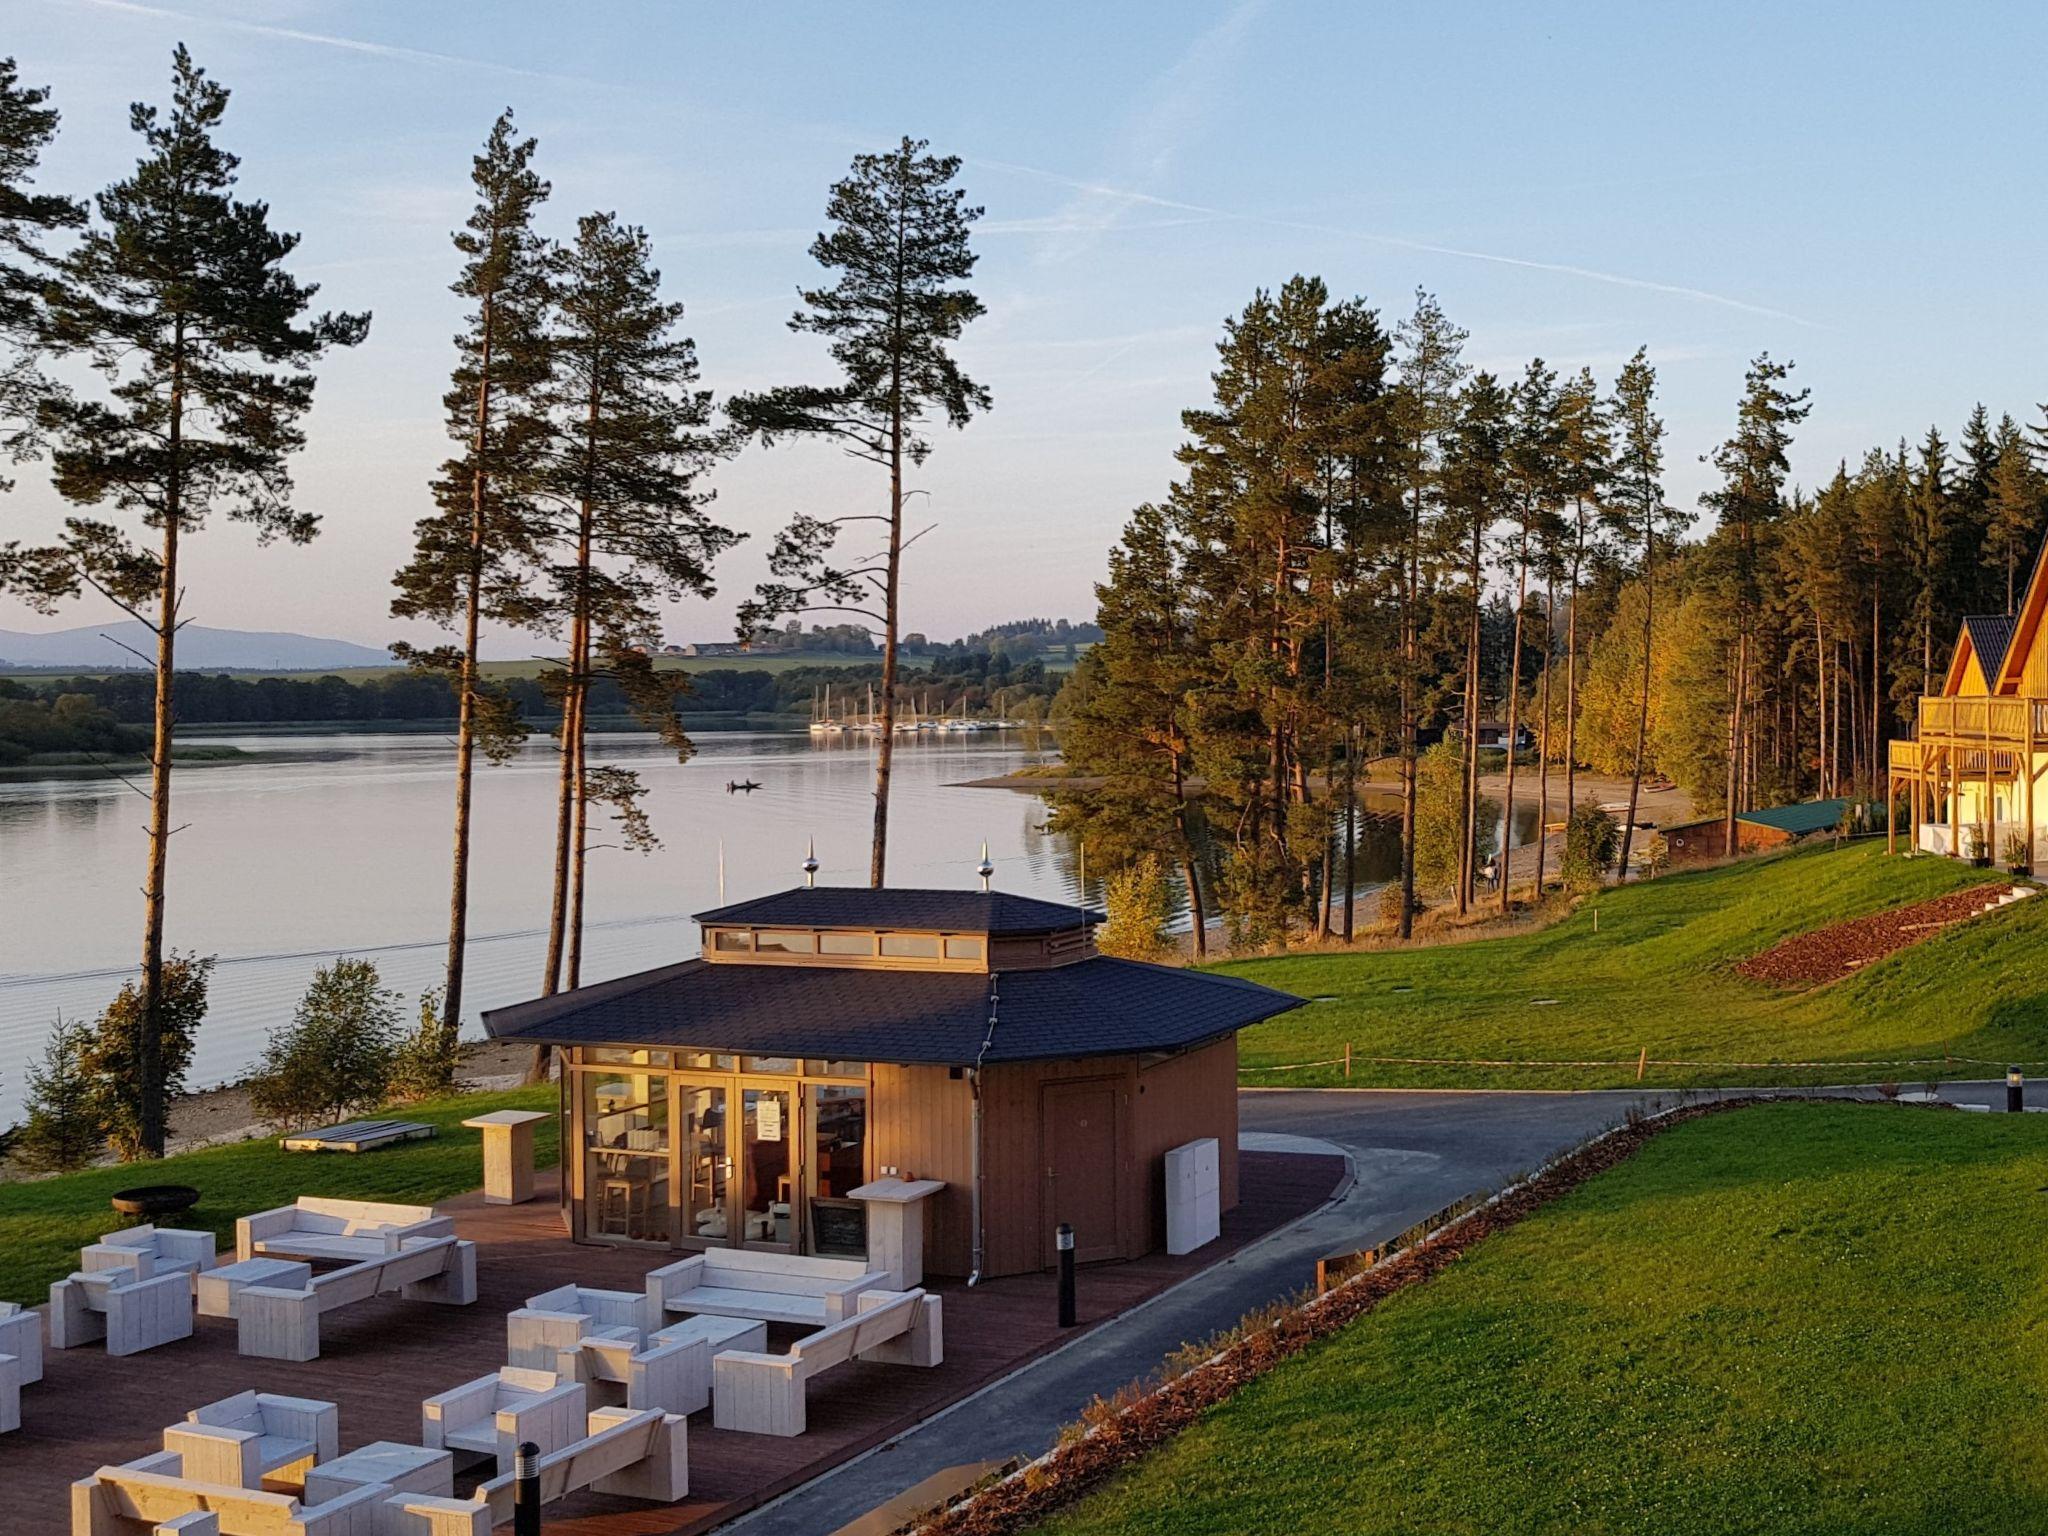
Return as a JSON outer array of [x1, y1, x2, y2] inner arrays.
[[279, 1118, 437, 1153]]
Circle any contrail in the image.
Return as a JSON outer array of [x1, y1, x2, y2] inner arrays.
[[65, 0, 601, 86]]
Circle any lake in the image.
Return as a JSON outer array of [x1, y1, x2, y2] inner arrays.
[[0, 728, 1533, 1121]]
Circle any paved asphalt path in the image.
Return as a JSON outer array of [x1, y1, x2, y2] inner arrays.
[[727, 1086, 1672, 1534], [726, 1079, 2032, 1533]]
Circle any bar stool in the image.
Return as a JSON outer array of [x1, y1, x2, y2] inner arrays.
[[596, 1171, 652, 1238]]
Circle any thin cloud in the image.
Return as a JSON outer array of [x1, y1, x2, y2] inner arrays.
[[65, 0, 601, 86]]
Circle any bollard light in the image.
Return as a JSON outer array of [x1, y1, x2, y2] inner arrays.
[[514, 1440, 542, 1536], [1057, 1221, 1077, 1328], [2009, 1066, 2025, 1114]]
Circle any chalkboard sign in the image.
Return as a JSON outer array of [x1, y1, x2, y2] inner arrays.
[[810, 1199, 867, 1258]]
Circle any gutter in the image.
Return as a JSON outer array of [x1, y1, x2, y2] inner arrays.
[[967, 974, 1002, 1286]]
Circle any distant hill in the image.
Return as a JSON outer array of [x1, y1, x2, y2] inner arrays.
[[0, 622, 394, 672]]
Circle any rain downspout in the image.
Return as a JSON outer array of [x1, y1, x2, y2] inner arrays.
[[967, 974, 1000, 1286]]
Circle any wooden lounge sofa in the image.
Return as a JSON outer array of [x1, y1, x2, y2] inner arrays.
[[236, 1236, 476, 1361], [385, 1406, 687, 1535], [80, 1225, 217, 1288], [161, 1392, 339, 1490], [420, 1367, 586, 1471], [69, 1459, 395, 1535], [235, 1197, 453, 1264], [50, 1268, 193, 1356], [645, 1249, 891, 1328], [712, 1288, 944, 1437]]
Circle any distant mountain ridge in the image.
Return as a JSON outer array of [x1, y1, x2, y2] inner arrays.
[[0, 622, 394, 671]]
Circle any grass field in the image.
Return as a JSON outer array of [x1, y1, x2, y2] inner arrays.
[[1041, 1101, 2048, 1536], [1229, 842, 2035, 1090], [0, 1085, 556, 1306]]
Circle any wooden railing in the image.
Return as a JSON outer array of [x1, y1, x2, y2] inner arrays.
[[1913, 695, 2048, 744]]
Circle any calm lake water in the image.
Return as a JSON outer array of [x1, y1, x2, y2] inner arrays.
[[0, 729, 1533, 1121]]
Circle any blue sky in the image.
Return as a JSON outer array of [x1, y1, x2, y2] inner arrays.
[[7, 0, 2047, 652]]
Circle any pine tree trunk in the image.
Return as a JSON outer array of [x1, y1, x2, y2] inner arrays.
[[1565, 510, 1585, 822], [1397, 495, 1420, 940], [1723, 628, 1746, 849], [566, 706, 588, 990], [1172, 750, 1206, 959], [541, 671, 575, 996], [1342, 726, 1358, 941], [1619, 536, 1655, 882], [443, 302, 495, 1040], [1535, 571, 1554, 895], [136, 329, 185, 1160], [1457, 522, 1482, 917], [1500, 524, 1530, 914], [872, 420, 902, 886]]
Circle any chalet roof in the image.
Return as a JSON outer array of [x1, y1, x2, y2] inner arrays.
[[480, 954, 1300, 1064], [692, 886, 1103, 935], [1736, 797, 1851, 836], [1963, 614, 2018, 686]]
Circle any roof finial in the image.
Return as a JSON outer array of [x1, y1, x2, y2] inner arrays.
[[803, 836, 820, 888], [977, 840, 995, 892]]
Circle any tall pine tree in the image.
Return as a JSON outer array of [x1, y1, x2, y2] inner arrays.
[[729, 137, 990, 885], [391, 111, 551, 1039], [28, 47, 367, 1156], [0, 56, 83, 504]]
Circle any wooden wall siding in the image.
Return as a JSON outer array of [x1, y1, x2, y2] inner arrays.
[[987, 930, 1097, 970], [978, 1057, 1144, 1278], [867, 1064, 977, 1276], [1131, 1036, 1240, 1252]]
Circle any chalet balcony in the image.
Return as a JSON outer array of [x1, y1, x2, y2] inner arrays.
[[1890, 694, 2048, 860]]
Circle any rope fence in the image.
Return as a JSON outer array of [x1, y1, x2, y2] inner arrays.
[[1242, 1048, 2045, 1077]]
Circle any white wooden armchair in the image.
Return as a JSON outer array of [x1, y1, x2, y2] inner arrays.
[[79, 1225, 217, 1288], [162, 1391, 339, 1490], [420, 1367, 586, 1471], [0, 1300, 44, 1386]]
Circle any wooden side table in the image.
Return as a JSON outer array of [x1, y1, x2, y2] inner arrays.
[[462, 1109, 551, 1205]]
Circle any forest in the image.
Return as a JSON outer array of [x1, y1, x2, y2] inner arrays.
[[1053, 276, 2046, 951]]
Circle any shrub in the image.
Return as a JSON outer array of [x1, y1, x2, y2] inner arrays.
[[1561, 804, 1620, 895], [1415, 741, 1499, 894], [2003, 830, 2030, 870], [390, 987, 464, 1102], [79, 952, 213, 1160], [1097, 857, 1175, 961], [12, 1018, 104, 1172], [249, 958, 401, 1131]]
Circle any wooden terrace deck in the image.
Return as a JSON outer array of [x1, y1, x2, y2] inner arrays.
[[4, 1151, 1343, 1535]]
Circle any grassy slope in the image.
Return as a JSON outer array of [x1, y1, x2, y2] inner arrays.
[[0, 1086, 556, 1305], [1228, 842, 2042, 1089], [1043, 1102, 2048, 1536]]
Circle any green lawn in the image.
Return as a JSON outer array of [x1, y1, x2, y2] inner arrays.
[[1042, 1102, 2048, 1536], [1229, 842, 2042, 1089], [0, 1086, 556, 1306]]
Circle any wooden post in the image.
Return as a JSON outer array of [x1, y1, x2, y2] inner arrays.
[[1636, 1046, 1648, 1081], [1343, 1043, 1352, 1079], [1985, 710, 1996, 865], [2028, 708, 2037, 871], [1950, 743, 1961, 857], [1887, 765, 1897, 854]]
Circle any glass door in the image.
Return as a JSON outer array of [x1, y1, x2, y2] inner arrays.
[[679, 1083, 729, 1245], [582, 1068, 671, 1243], [807, 1082, 870, 1258], [737, 1083, 797, 1251]]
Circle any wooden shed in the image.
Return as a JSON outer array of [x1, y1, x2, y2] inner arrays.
[[481, 887, 1300, 1281]]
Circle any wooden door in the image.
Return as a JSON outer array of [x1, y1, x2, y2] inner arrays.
[[1042, 1081, 1120, 1264]]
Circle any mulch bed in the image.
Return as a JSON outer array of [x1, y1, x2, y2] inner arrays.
[[1735, 884, 2013, 987], [914, 1096, 1783, 1536]]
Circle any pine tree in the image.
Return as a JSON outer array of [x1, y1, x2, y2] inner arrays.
[[27, 49, 367, 1156], [1499, 359, 1564, 910], [1605, 349, 1675, 879], [1903, 426, 1951, 699], [1553, 367, 1613, 824], [728, 137, 990, 885], [1700, 355, 1809, 843], [1389, 292, 1467, 937], [1987, 412, 2043, 614], [0, 56, 84, 505], [391, 111, 550, 1040], [529, 212, 740, 1033]]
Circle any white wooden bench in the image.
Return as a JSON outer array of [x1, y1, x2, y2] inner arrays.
[[50, 1269, 193, 1356], [711, 1288, 944, 1437], [236, 1237, 476, 1361], [421, 1367, 586, 1471], [161, 1392, 339, 1490], [400, 1407, 686, 1534], [80, 1226, 218, 1289], [236, 1197, 453, 1264], [645, 1249, 890, 1328], [68, 1462, 392, 1535]]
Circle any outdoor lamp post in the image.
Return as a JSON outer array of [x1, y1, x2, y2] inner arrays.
[[2009, 1065, 2025, 1113], [515, 1441, 541, 1535]]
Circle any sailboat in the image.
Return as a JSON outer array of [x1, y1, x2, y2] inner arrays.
[[808, 681, 845, 735]]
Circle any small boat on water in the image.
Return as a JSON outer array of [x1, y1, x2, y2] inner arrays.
[[726, 779, 762, 793]]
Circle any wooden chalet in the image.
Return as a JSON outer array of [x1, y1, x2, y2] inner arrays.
[[482, 886, 1301, 1282], [1889, 538, 2048, 863]]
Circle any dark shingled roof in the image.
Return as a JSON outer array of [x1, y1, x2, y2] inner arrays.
[[692, 886, 1103, 935], [481, 955, 1301, 1064], [1963, 614, 2019, 684]]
